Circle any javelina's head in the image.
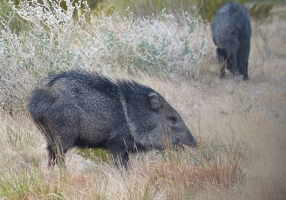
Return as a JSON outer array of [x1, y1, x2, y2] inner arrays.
[[132, 92, 196, 150]]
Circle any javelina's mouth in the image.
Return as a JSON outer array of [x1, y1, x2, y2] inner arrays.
[[174, 142, 185, 150]]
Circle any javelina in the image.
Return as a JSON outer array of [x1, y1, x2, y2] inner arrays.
[[212, 2, 252, 81], [28, 70, 196, 167]]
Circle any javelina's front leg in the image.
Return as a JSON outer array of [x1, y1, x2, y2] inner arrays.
[[238, 42, 250, 81], [109, 146, 130, 169]]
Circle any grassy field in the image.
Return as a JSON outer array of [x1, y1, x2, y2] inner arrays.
[[0, 1, 285, 199]]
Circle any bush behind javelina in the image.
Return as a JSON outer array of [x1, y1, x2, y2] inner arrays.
[[212, 2, 252, 81], [28, 70, 196, 167]]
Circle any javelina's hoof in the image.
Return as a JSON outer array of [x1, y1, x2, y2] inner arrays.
[[220, 71, 226, 79], [243, 76, 249, 81], [233, 72, 240, 82]]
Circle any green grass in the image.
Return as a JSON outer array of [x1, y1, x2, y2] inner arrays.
[[77, 148, 111, 163], [99, 0, 273, 22]]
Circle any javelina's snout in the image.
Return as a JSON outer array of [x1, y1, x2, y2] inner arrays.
[[28, 70, 196, 168], [185, 134, 197, 147], [175, 136, 196, 151], [176, 132, 197, 149]]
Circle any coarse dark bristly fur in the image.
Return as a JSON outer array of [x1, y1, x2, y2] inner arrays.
[[212, 2, 252, 81], [28, 70, 196, 168]]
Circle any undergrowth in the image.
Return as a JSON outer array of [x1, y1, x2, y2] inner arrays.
[[0, 0, 213, 113], [0, 133, 245, 199]]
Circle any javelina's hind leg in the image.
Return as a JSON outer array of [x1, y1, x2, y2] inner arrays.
[[47, 144, 66, 168], [243, 64, 249, 81], [220, 66, 226, 79], [47, 145, 57, 168]]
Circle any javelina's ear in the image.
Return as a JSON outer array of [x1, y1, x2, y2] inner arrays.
[[149, 92, 162, 112]]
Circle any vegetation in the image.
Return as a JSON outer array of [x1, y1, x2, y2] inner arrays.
[[248, 2, 274, 19], [0, 0, 285, 199], [99, 0, 275, 21], [0, 0, 213, 113]]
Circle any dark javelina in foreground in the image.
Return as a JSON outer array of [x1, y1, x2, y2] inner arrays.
[[28, 70, 196, 167], [212, 2, 252, 81]]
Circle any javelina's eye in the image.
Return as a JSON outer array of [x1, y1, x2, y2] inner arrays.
[[168, 116, 177, 124]]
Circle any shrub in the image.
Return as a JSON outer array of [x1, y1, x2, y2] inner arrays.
[[0, 0, 89, 113], [248, 2, 274, 19], [0, 0, 212, 112], [103, 0, 199, 18], [0, 0, 27, 34]]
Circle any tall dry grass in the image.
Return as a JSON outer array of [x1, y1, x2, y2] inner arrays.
[[0, 1, 286, 199]]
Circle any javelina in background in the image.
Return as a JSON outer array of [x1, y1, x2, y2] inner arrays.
[[28, 70, 196, 167], [212, 2, 252, 81]]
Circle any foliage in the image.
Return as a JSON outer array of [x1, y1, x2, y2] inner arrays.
[[0, 133, 245, 199], [103, 0, 198, 18], [102, 0, 275, 22], [197, 0, 251, 22], [0, 0, 213, 113], [0, 0, 27, 34], [77, 148, 111, 163], [0, 0, 89, 113], [249, 2, 275, 19]]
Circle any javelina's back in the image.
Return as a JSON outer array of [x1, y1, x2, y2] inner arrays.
[[28, 71, 118, 129], [28, 70, 196, 168], [212, 2, 251, 81]]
